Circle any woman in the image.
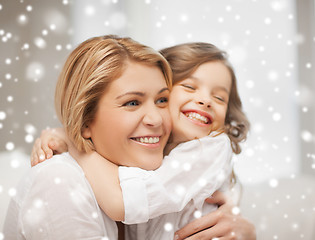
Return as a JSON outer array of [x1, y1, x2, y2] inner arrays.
[[3, 35, 172, 239]]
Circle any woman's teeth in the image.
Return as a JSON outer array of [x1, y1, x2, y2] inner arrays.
[[185, 112, 209, 124], [133, 137, 160, 144]]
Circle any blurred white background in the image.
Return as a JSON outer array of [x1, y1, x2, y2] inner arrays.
[[0, 0, 314, 239]]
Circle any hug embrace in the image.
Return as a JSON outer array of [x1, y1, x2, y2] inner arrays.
[[3, 35, 255, 240]]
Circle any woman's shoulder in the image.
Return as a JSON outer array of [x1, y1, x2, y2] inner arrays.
[[12, 153, 88, 206], [30, 152, 74, 169], [30, 153, 84, 180]]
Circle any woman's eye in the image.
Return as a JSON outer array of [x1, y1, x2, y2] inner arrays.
[[123, 100, 140, 107], [156, 97, 168, 105], [181, 84, 195, 90]]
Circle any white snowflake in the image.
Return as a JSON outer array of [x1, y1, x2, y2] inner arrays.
[[34, 37, 47, 49], [164, 222, 173, 232], [0, 111, 6, 120], [6, 142, 15, 151]]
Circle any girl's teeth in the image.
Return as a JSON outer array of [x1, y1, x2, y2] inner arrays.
[[186, 112, 209, 124], [136, 137, 159, 144]]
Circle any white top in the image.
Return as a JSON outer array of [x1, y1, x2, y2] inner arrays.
[[3, 133, 232, 240], [119, 132, 233, 235], [3, 153, 117, 240]]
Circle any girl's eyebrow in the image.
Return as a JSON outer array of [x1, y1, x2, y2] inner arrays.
[[213, 86, 230, 94], [188, 75, 230, 93], [187, 75, 199, 81], [116, 87, 170, 100]]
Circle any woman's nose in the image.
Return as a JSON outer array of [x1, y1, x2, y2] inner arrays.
[[143, 106, 163, 127]]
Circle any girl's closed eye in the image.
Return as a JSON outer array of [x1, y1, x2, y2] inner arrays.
[[215, 96, 224, 101], [214, 95, 228, 103], [181, 84, 196, 90]]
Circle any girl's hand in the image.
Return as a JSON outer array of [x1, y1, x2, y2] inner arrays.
[[174, 191, 256, 240], [30, 128, 68, 167]]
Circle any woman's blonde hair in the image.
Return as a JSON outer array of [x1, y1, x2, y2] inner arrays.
[[160, 42, 250, 154], [55, 35, 172, 152]]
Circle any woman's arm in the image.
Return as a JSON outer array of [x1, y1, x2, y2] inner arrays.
[[174, 191, 256, 240]]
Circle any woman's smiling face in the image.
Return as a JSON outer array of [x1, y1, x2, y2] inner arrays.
[[83, 61, 172, 170], [169, 61, 232, 144]]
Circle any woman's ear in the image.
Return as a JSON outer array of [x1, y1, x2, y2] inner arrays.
[[82, 124, 92, 139]]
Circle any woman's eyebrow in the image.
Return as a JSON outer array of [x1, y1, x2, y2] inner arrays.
[[158, 87, 170, 94], [116, 91, 145, 99]]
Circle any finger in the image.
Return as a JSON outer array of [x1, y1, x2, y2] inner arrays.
[[174, 211, 220, 240], [30, 146, 39, 167], [34, 138, 46, 162], [41, 134, 54, 159], [42, 140, 54, 159], [49, 139, 68, 154], [205, 191, 227, 206], [31, 138, 42, 167], [37, 148, 46, 163], [183, 224, 225, 240]]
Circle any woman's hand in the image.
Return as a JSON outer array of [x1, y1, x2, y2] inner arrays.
[[31, 128, 68, 167], [174, 191, 256, 240]]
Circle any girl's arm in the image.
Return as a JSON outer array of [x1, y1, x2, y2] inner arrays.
[[120, 132, 233, 224], [68, 143, 125, 221], [32, 130, 232, 224], [31, 127, 125, 222]]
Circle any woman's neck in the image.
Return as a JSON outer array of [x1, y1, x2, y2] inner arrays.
[[163, 142, 179, 156]]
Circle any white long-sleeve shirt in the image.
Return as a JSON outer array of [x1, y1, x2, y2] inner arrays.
[[3, 153, 117, 240], [119, 132, 233, 239], [3, 133, 232, 240]]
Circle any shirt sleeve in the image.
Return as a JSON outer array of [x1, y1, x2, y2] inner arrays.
[[119, 133, 233, 224], [19, 159, 109, 239]]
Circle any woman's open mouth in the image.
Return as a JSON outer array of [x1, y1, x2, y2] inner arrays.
[[131, 136, 160, 144]]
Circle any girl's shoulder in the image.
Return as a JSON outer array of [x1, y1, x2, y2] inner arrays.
[[169, 132, 230, 157]]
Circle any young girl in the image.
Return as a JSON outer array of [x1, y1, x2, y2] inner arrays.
[[31, 42, 251, 239]]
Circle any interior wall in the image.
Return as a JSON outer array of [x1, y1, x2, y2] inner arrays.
[[1, 0, 314, 230], [296, 0, 315, 176], [0, 0, 71, 229], [0, 0, 70, 154], [124, 0, 302, 184]]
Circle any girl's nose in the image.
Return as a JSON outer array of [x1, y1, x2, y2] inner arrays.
[[197, 100, 211, 108]]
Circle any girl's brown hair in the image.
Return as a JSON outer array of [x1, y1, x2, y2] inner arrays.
[[55, 35, 172, 152], [160, 42, 250, 154]]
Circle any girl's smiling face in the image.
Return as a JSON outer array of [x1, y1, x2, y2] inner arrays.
[[83, 61, 172, 170], [169, 61, 232, 144]]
